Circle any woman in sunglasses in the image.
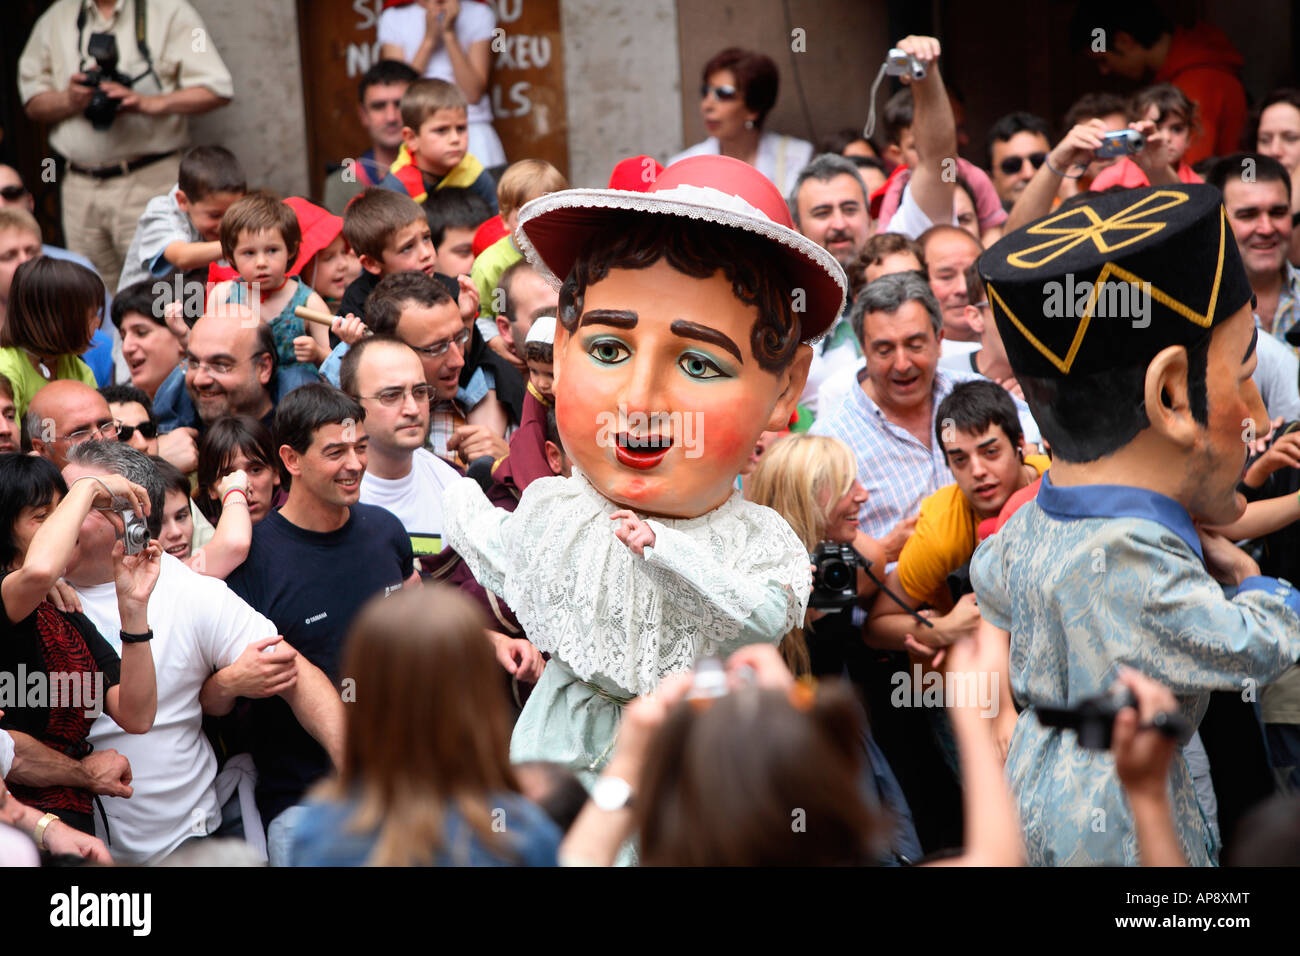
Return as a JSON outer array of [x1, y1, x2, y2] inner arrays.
[[668, 47, 813, 197]]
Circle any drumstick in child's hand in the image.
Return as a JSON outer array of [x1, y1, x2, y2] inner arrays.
[[294, 306, 373, 338]]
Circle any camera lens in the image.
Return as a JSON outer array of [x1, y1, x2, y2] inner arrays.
[[822, 559, 850, 590]]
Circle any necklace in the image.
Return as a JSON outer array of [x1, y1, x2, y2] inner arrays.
[[25, 350, 53, 379], [253, 277, 289, 303]]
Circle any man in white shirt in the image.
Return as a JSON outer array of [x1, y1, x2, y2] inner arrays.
[[58, 440, 344, 864], [341, 336, 461, 561]]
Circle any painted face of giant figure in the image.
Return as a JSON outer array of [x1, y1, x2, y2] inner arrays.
[[553, 259, 811, 519]]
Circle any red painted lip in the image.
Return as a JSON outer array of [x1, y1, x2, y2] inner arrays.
[[615, 444, 670, 470]]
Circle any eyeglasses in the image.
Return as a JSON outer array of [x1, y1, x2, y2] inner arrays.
[[998, 152, 1047, 177], [58, 419, 119, 443], [360, 384, 435, 407], [116, 420, 158, 442], [700, 83, 739, 102], [182, 352, 268, 376], [409, 328, 470, 359]]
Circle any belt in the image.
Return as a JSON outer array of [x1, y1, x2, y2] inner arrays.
[[67, 150, 179, 180]]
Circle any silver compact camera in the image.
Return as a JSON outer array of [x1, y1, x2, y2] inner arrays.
[[884, 48, 927, 81], [111, 495, 151, 555], [1096, 129, 1145, 158]]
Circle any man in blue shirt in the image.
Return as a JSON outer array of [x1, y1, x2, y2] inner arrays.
[[226, 383, 416, 865]]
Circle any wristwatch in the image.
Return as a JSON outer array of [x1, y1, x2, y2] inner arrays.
[[591, 775, 634, 812]]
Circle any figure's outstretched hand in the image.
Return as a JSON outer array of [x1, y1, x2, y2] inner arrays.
[[610, 510, 655, 556]]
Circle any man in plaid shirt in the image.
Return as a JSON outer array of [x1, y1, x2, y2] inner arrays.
[[812, 271, 1036, 569]]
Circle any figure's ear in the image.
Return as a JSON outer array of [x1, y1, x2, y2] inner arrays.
[[1143, 344, 1198, 449], [965, 305, 984, 336], [358, 253, 384, 276], [764, 343, 813, 431]]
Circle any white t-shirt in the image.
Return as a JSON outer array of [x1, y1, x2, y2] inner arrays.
[[378, 2, 495, 126], [80, 554, 276, 865], [879, 182, 958, 240], [360, 448, 461, 556]]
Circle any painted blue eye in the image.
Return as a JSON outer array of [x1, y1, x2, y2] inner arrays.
[[679, 353, 725, 379], [589, 340, 629, 364]]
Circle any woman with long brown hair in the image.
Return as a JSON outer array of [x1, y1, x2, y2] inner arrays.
[[288, 584, 560, 866]]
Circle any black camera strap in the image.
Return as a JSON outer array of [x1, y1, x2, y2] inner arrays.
[[76, 0, 157, 86], [856, 556, 935, 629]]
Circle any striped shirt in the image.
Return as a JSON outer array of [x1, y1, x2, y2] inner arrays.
[[810, 366, 981, 551]]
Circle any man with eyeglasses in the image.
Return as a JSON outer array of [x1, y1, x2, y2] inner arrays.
[[985, 112, 1052, 211], [25, 379, 119, 468], [341, 336, 456, 553]]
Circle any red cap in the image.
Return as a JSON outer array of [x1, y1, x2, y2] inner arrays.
[[285, 197, 343, 278], [472, 214, 510, 258], [607, 155, 663, 192]]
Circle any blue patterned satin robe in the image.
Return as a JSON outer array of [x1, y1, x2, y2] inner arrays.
[[970, 472, 1300, 866]]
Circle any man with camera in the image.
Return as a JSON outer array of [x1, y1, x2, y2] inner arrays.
[[18, 0, 233, 291]]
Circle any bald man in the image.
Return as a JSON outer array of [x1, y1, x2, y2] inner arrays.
[[27, 379, 118, 468], [918, 224, 984, 351], [184, 308, 278, 429], [150, 305, 321, 434]]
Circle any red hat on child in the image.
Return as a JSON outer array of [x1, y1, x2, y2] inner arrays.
[[472, 215, 510, 258], [517, 155, 848, 341], [607, 155, 663, 192], [286, 197, 344, 277]]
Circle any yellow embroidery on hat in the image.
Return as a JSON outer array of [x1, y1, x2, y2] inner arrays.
[[988, 209, 1228, 373], [1006, 190, 1190, 269]]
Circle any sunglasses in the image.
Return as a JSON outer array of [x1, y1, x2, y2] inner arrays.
[[700, 83, 739, 102], [0, 185, 28, 201], [116, 421, 158, 442], [998, 152, 1047, 177]]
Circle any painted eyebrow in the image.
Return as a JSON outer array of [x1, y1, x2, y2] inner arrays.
[[1243, 327, 1258, 363], [580, 309, 638, 329], [671, 319, 743, 364]]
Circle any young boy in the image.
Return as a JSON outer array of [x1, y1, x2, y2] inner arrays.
[[117, 146, 246, 292], [425, 187, 493, 281], [487, 314, 556, 500], [391, 79, 498, 213], [473, 159, 569, 342], [338, 186, 445, 320]]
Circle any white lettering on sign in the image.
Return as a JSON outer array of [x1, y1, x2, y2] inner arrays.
[[494, 34, 552, 71], [353, 0, 382, 31], [494, 0, 523, 24], [346, 41, 382, 78], [492, 81, 533, 118]]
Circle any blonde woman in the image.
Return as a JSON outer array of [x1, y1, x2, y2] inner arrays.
[[745, 433, 885, 676]]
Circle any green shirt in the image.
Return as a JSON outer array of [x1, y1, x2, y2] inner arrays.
[[0, 348, 96, 418]]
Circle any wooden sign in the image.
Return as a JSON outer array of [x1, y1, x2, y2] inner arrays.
[[296, 0, 569, 201]]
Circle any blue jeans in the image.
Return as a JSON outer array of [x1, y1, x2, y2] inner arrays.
[[266, 803, 309, 867]]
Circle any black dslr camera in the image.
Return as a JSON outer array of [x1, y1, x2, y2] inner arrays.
[[81, 33, 134, 130], [1035, 685, 1192, 750], [809, 541, 866, 610]]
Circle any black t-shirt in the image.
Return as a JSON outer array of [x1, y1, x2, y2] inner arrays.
[[225, 504, 413, 825]]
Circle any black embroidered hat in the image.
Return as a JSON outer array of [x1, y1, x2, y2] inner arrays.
[[977, 185, 1252, 380]]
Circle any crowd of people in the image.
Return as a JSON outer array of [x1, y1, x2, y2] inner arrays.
[[2, 0, 1300, 869]]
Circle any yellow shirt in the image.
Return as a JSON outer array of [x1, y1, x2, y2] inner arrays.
[[897, 455, 1051, 610], [0, 348, 97, 418], [18, 0, 233, 166]]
